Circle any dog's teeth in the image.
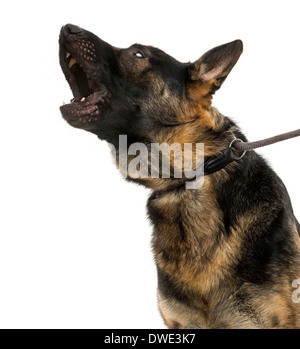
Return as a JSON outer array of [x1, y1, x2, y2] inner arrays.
[[68, 58, 77, 69], [81, 97, 86, 102], [65, 52, 71, 59]]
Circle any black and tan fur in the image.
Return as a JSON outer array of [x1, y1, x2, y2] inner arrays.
[[59, 24, 300, 328]]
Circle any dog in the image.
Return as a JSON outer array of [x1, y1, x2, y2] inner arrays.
[[59, 24, 300, 328]]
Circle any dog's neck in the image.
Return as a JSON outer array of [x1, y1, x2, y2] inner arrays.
[[147, 107, 241, 256]]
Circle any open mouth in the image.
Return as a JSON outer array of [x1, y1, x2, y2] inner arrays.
[[59, 42, 110, 127]]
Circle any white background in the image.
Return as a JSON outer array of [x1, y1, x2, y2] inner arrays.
[[1, 0, 300, 329]]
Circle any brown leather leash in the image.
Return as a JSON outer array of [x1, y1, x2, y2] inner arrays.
[[231, 128, 300, 153], [202, 128, 300, 176]]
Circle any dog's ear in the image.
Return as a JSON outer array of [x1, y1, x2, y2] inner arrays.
[[187, 40, 243, 96]]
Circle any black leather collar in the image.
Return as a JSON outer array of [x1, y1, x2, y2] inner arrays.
[[203, 137, 247, 175], [203, 148, 236, 175]]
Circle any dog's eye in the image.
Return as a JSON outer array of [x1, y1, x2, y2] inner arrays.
[[134, 51, 144, 58]]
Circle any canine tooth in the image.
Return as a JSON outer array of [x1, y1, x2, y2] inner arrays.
[[81, 97, 86, 102], [66, 52, 71, 59], [68, 57, 77, 69]]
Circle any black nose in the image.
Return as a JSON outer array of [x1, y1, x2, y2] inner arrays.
[[62, 24, 83, 37]]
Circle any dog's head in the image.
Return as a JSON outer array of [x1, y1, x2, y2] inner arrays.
[[59, 24, 242, 141], [59, 24, 242, 188]]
